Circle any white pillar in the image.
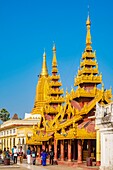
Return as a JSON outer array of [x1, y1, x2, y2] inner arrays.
[[100, 129, 113, 170]]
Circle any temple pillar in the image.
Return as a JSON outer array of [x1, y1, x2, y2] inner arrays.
[[77, 139, 82, 164], [38, 146, 41, 157], [42, 141, 46, 150], [49, 139, 52, 151], [72, 139, 76, 160], [61, 140, 64, 161], [54, 139, 57, 160], [96, 129, 101, 166], [88, 139, 91, 157], [68, 139, 71, 161], [11, 138, 13, 149]]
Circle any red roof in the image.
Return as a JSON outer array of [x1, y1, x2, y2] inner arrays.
[[78, 120, 96, 133], [71, 100, 82, 111]]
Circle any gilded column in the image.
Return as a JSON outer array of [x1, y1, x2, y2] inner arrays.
[[54, 139, 57, 160], [77, 139, 82, 164], [68, 139, 71, 161], [96, 129, 101, 166], [88, 139, 91, 157], [61, 140, 64, 161]]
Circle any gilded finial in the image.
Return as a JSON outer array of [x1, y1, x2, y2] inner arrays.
[[52, 42, 57, 68], [40, 49, 48, 76], [52, 41, 56, 52], [86, 6, 92, 51], [86, 5, 90, 25]]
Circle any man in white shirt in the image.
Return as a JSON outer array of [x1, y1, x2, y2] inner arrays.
[[13, 146, 18, 164]]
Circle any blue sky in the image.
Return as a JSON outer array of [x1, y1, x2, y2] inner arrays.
[[0, 0, 113, 118]]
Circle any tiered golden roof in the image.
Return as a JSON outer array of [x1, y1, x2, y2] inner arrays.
[[31, 45, 64, 115], [46, 44, 65, 106], [74, 14, 102, 87], [27, 14, 112, 145]]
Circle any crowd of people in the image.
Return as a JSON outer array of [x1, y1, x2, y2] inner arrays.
[[26, 147, 54, 166], [0, 146, 54, 166]]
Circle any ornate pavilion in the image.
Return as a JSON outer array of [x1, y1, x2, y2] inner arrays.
[[26, 14, 112, 165]]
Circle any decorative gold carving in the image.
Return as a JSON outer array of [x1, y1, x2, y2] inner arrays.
[[46, 96, 65, 103], [49, 81, 62, 87], [80, 59, 97, 67], [78, 67, 98, 76], [48, 88, 64, 95], [70, 87, 99, 99], [82, 51, 96, 59], [74, 74, 102, 86], [50, 75, 60, 80], [55, 125, 77, 140], [44, 105, 59, 114], [26, 129, 52, 144], [77, 128, 96, 139]]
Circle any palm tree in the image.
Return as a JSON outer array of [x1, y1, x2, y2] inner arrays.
[[0, 108, 10, 122]]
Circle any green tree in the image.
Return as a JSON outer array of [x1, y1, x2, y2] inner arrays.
[[0, 108, 10, 122]]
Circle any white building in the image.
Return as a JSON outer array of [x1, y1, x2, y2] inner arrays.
[[0, 114, 40, 152], [95, 102, 113, 170]]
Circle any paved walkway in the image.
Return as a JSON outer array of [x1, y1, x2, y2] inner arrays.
[[19, 163, 99, 170], [19, 163, 47, 170], [0, 161, 99, 170]]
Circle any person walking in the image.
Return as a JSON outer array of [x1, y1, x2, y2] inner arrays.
[[31, 147, 36, 165], [49, 149, 54, 165], [19, 146, 24, 164], [13, 146, 18, 164], [41, 150, 48, 166], [11, 146, 14, 160], [27, 146, 31, 164]]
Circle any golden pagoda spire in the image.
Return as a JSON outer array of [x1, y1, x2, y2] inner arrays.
[[52, 43, 58, 73], [52, 43, 57, 67], [86, 10, 92, 51], [40, 49, 48, 76]]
